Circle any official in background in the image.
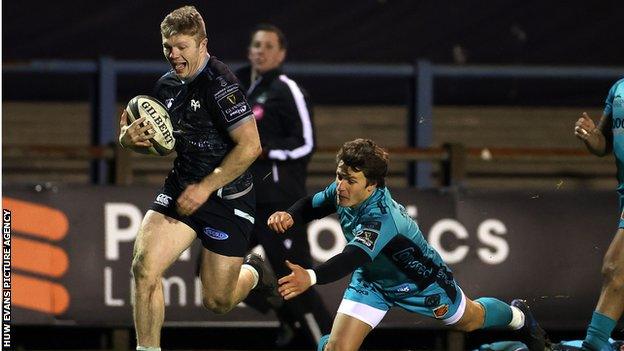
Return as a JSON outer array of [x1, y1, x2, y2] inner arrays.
[[236, 24, 332, 348]]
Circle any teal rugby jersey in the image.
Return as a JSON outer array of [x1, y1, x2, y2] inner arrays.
[[605, 78, 624, 192], [312, 182, 457, 302]]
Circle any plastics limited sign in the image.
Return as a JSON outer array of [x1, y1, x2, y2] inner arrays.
[[2, 186, 615, 329]]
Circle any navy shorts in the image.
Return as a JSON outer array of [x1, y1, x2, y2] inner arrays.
[[150, 176, 256, 257]]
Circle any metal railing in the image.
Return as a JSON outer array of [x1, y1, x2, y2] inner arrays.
[[4, 59, 623, 186], [3, 143, 606, 188]]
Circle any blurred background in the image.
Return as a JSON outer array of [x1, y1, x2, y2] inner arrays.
[[3, 0, 624, 350]]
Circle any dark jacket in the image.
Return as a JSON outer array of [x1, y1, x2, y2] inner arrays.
[[236, 66, 315, 204]]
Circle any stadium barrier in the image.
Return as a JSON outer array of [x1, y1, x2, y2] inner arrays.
[[3, 183, 619, 350]]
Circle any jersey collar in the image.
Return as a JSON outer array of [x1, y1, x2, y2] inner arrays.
[[181, 54, 210, 85], [346, 187, 385, 213]]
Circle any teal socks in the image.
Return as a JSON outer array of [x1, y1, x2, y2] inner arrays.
[[317, 334, 330, 351], [582, 311, 617, 351], [475, 297, 513, 329]]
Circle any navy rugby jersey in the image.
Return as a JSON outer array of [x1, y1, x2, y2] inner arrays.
[[153, 57, 255, 191]]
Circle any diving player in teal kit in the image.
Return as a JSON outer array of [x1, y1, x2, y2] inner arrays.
[[267, 139, 547, 351], [550, 79, 624, 351]]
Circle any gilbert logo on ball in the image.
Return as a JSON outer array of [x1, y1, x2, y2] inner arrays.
[[126, 95, 176, 156]]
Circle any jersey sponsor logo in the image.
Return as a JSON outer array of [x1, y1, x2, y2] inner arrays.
[[433, 304, 449, 319], [217, 90, 250, 122], [396, 284, 411, 294], [155, 194, 172, 207], [354, 229, 378, 250], [346, 286, 369, 296], [203, 227, 229, 241], [391, 247, 436, 279], [190, 99, 201, 111]]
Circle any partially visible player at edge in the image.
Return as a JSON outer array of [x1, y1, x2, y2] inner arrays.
[[550, 79, 624, 351], [268, 138, 548, 351], [118, 6, 277, 351]]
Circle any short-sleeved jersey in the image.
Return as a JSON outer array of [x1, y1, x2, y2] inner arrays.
[[604, 78, 624, 192], [312, 183, 458, 302], [153, 56, 255, 189]]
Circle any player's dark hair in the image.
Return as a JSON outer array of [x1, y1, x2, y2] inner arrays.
[[251, 24, 287, 50], [161, 6, 207, 43], [336, 139, 388, 188]]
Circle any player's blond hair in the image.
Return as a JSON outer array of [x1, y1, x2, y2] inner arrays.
[[160, 6, 207, 43]]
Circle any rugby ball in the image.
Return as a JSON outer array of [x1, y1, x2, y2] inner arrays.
[[125, 95, 176, 156]]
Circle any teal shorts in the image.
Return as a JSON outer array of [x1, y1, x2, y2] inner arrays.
[[339, 270, 466, 328]]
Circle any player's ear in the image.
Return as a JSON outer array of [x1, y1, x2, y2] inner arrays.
[[366, 181, 376, 193]]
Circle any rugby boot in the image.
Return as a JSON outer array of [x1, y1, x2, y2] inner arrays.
[[244, 253, 283, 309], [511, 299, 549, 351]]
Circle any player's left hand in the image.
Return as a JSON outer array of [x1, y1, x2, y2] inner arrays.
[[574, 112, 598, 141], [278, 260, 311, 300], [176, 183, 211, 216]]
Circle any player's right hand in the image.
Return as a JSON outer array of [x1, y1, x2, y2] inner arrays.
[[278, 260, 312, 300], [119, 110, 156, 148], [574, 112, 597, 141], [267, 211, 294, 233]]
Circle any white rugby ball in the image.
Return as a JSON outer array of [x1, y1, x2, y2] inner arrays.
[[125, 95, 176, 156]]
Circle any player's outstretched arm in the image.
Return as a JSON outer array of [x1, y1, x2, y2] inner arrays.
[[574, 112, 611, 156], [278, 260, 312, 300], [118, 110, 156, 154], [278, 246, 371, 300], [267, 193, 337, 234]]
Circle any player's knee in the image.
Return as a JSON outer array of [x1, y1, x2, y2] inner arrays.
[[202, 295, 235, 314], [131, 253, 159, 287], [601, 260, 624, 290]]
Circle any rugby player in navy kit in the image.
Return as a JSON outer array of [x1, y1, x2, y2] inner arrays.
[[118, 6, 277, 351]]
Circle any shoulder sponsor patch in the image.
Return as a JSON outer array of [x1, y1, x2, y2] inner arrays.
[[203, 227, 229, 241], [354, 229, 379, 250], [216, 89, 250, 122]]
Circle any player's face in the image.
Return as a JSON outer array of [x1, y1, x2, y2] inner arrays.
[[162, 33, 207, 79], [335, 161, 376, 208], [248, 30, 285, 74]]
